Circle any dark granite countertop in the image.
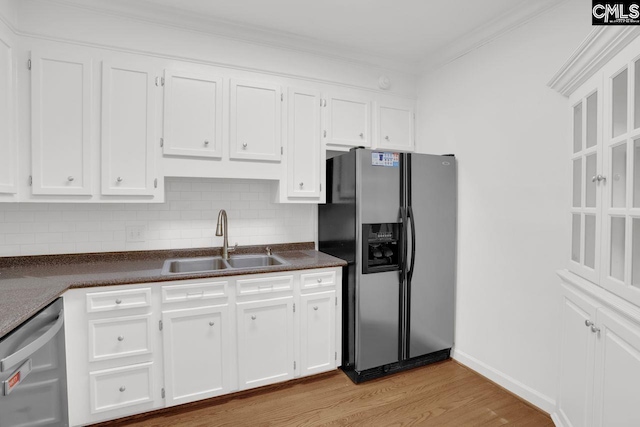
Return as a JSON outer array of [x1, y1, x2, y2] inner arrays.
[[0, 242, 346, 339]]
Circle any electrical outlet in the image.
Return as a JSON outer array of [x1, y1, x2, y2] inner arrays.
[[126, 225, 147, 242]]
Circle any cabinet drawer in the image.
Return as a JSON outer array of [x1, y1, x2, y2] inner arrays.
[[162, 280, 228, 303], [89, 362, 154, 414], [301, 271, 336, 289], [88, 314, 152, 362], [86, 288, 151, 313], [236, 275, 293, 296]]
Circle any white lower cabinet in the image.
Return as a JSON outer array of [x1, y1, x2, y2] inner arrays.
[[237, 296, 295, 389], [162, 304, 230, 406], [557, 273, 640, 427], [64, 267, 342, 426]]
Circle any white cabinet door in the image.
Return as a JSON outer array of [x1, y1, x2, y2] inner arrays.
[[325, 93, 371, 148], [0, 29, 15, 195], [236, 296, 294, 390], [163, 69, 223, 158], [31, 50, 92, 195], [300, 291, 336, 377], [229, 79, 281, 162], [376, 100, 414, 151], [162, 305, 230, 407], [592, 308, 640, 427], [557, 285, 598, 427], [287, 87, 322, 199], [101, 61, 157, 196]]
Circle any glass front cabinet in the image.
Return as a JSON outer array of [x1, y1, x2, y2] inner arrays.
[[568, 34, 640, 307]]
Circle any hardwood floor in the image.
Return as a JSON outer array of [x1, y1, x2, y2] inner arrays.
[[99, 360, 553, 427]]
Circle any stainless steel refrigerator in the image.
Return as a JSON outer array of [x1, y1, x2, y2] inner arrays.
[[318, 148, 456, 383]]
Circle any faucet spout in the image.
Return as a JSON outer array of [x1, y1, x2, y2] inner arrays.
[[216, 209, 233, 260]]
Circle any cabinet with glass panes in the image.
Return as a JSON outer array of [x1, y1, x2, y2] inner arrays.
[[568, 34, 640, 306]]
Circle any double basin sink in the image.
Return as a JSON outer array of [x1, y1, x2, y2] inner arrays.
[[162, 254, 288, 275]]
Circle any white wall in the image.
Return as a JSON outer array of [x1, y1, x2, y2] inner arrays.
[[416, 0, 591, 412], [0, 178, 314, 256]]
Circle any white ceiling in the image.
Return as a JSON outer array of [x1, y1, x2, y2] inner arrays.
[[47, 0, 564, 70]]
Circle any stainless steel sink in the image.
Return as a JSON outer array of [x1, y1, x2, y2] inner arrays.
[[162, 257, 228, 274], [225, 254, 286, 269], [161, 254, 288, 275]]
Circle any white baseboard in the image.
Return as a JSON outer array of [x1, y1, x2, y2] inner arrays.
[[452, 349, 556, 415]]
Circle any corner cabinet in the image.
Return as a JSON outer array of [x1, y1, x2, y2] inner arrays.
[[551, 27, 640, 427], [101, 60, 159, 196], [375, 99, 415, 152], [63, 266, 342, 426], [0, 26, 16, 199]]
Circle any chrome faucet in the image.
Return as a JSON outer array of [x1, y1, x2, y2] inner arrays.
[[215, 209, 236, 260]]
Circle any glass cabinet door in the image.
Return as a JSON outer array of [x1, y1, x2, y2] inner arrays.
[[600, 42, 640, 306], [569, 78, 602, 284]]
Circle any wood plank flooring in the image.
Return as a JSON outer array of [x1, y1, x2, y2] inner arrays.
[[98, 360, 553, 427]]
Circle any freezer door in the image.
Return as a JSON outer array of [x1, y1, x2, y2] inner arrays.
[[355, 270, 400, 370], [357, 149, 402, 224], [407, 154, 456, 358]]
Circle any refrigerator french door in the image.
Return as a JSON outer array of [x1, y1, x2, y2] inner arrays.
[[319, 148, 456, 383]]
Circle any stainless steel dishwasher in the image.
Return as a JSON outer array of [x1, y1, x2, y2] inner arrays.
[[0, 298, 68, 427]]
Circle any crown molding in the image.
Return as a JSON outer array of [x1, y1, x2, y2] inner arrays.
[[34, 0, 420, 76], [420, 0, 565, 73], [548, 26, 640, 97]]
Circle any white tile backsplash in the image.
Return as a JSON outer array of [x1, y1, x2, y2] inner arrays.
[[0, 178, 316, 257]]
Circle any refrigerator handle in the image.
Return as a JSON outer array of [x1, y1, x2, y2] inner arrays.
[[400, 207, 408, 275], [407, 206, 416, 283]]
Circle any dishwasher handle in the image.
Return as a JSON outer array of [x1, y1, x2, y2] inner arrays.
[[0, 309, 64, 373]]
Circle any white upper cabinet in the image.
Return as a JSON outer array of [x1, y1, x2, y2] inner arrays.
[[375, 99, 415, 152], [324, 93, 371, 149], [0, 28, 15, 196], [101, 60, 157, 196], [286, 87, 322, 199], [229, 79, 282, 162], [31, 50, 93, 195], [163, 69, 223, 158]]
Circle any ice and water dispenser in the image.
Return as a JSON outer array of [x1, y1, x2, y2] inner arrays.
[[362, 223, 402, 274]]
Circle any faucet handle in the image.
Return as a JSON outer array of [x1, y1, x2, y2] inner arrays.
[[266, 246, 272, 256], [228, 243, 238, 253]]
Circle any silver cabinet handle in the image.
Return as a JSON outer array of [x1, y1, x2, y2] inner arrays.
[[585, 320, 594, 327], [591, 325, 601, 333], [385, 136, 390, 141], [317, 278, 322, 283], [251, 315, 256, 320], [116, 177, 123, 183], [242, 143, 248, 149], [115, 299, 122, 305], [313, 306, 318, 311], [204, 140, 209, 146], [67, 176, 74, 182], [299, 182, 304, 188], [119, 386, 126, 392], [591, 175, 606, 182], [359, 133, 364, 138], [209, 321, 215, 326], [117, 335, 124, 342]]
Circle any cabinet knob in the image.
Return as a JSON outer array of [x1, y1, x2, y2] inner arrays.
[[242, 143, 248, 149], [115, 299, 122, 305], [209, 321, 215, 326], [359, 133, 364, 138], [385, 136, 390, 141], [67, 176, 74, 182], [591, 325, 601, 333], [299, 182, 304, 188], [591, 174, 606, 183], [585, 319, 594, 327], [117, 335, 124, 341], [251, 315, 256, 320], [204, 140, 209, 146], [116, 177, 123, 183], [317, 278, 322, 283], [119, 386, 126, 392], [313, 306, 318, 311]]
